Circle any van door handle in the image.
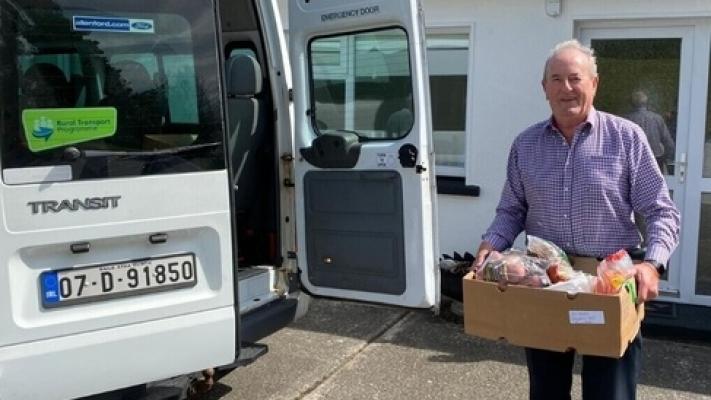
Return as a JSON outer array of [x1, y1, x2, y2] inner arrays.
[[70, 242, 90, 254]]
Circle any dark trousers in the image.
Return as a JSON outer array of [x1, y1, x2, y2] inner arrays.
[[525, 334, 642, 400]]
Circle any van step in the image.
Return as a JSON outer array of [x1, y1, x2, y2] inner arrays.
[[236, 343, 269, 367], [238, 266, 278, 313], [214, 343, 269, 374], [238, 267, 270, 280]]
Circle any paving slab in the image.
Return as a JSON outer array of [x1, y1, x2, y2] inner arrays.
[[196, 298, 711, 400], [302, 309, 528, 400], [196, 299, 408, 400]]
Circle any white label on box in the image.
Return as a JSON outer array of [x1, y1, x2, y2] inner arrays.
[[569, 310, 605, 325]]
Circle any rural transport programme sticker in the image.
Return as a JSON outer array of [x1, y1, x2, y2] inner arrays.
[[22, 107, 117, 152]]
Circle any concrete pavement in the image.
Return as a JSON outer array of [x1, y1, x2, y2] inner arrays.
[[196, 298, 711, 400]]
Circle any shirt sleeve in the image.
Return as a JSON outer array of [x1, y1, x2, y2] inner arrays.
[[628, 125, 681, 265], [482, 138, 528, 250]]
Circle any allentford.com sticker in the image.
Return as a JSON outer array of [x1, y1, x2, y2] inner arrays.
[[22, 107, 117, 152], [73, 16, 155, 33]]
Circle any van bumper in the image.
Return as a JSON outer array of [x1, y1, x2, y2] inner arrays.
[[0, 307, 235, 400]]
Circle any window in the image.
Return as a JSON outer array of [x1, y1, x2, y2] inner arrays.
[[705, 45, 711, 178], [307, 26, 472, 176], [592, 38, 681, 176], [698, 194, 711, 295], [1, 0, 225, 182], [426, 30, 470, 174], [109, 53, 200, 124], [309, 28, 413, 140]]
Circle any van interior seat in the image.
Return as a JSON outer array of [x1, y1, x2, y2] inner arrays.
[[101, 60, 165, 147], [20, 62, 75, 108], [226, 53, 265, 211], [114, 60, 155, 95]]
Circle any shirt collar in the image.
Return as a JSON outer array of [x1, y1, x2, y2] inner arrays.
[[545, 107, 598, 137]]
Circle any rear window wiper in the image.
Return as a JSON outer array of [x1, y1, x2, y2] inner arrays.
[[63, 142, 221, 161]]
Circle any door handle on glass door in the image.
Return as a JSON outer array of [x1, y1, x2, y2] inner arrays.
[[677, 152, 687, 183]]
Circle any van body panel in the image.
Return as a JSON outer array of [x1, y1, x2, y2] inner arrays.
[[0, 1, 237, 397], [0, 307, 234, 400]]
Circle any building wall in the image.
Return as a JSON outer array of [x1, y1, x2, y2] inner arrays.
[[424, 0, 711, 257]]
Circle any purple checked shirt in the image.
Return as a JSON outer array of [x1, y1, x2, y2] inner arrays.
[[483, 108, 680, 265]]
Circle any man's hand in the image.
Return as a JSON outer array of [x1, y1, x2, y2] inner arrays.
[[635, 262, 660, 302], [471, 241, 495, 271]]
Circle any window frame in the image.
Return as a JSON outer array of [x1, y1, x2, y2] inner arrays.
[[425, 24, 474, 179], [306, 26, 415, 141]]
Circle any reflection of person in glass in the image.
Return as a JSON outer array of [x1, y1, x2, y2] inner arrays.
[[625, 90, 675, 174]]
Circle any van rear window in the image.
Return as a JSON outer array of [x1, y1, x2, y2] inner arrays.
[[0, 0, 225, 182]]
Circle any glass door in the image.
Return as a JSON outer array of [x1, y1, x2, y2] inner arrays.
[[580, 24, 694, 300], [688, 21, 711, 306]]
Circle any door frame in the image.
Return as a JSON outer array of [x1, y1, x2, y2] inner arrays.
[[579, 19, 711, 306], [682, 20, 711, 306]]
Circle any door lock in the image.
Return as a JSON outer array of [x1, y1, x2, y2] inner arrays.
[[398, 144, 418, 168]]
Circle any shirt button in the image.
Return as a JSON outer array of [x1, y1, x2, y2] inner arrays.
[[566, 242, 572, 247], [563, 214, 568, 218], [563, 187, 569, 192]]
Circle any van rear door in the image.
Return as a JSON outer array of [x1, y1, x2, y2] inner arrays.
[[289, 0, 439, 308]]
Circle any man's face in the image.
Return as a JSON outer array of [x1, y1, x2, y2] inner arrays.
[[542, 48, 599, 125]]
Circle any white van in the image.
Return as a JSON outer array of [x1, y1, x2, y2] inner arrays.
[[0, 0, 438, 398]]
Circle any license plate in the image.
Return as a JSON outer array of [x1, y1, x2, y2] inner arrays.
[[40, 253, 197, 308]]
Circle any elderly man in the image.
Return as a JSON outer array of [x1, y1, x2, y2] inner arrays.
[[474, 40, 680, 400]]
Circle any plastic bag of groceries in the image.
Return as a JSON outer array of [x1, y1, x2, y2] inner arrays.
[[594, 249, 638, 302], [526, 235, 575, 284], [476, 249, 551, 288], [546, 271, 596, 294]]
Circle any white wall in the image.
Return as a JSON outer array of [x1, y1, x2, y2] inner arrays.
[[426, 0, 711, 256], [425, 0, 572, 255], [276, 0, 711, 256]]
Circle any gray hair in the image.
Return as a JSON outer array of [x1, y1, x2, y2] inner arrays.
[[542, 39, 598, 81]]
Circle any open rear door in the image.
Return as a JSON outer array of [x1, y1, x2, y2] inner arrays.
[[289, 0, 438, 308]]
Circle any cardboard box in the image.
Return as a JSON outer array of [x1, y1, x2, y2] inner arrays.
[[462, 271, 644, 358]]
